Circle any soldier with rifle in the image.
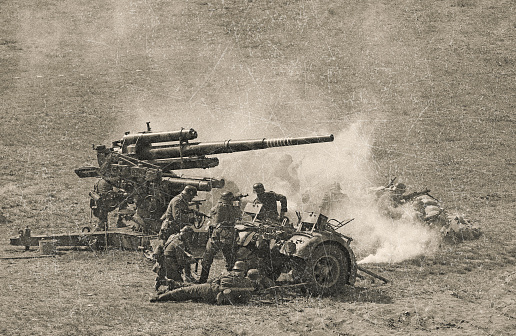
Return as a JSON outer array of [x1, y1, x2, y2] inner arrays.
[[377, 182, 431, 219], [198, 191, 242, 284]]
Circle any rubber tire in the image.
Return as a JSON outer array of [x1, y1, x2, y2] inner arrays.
[[303, 244, 349, 295]]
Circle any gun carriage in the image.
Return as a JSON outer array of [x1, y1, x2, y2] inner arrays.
[[10, 124, 334, 253], [233, 202, 358, 294]]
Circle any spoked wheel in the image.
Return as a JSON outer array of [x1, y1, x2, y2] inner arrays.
[[304, 244, 349, 295]]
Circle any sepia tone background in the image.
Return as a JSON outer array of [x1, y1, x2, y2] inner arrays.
[[1, 0, 514, 335]]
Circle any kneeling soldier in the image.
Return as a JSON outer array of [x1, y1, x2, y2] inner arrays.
[[154, 225, 196, 291]]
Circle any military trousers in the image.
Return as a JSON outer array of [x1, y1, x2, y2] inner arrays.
[[199, 238, 236, 283]]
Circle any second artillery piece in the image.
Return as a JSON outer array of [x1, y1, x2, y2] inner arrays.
[[75, 123, 335, 235]]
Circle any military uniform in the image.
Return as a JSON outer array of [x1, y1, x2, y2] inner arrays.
[[90, 178, 120, 231], [151, 270, 253, 304], [199, 200, 241, 283], [377, 191, 405, 220], [254, 191, 287, 222], [159, 193, 192, 241], [154, 232, 196, 290]]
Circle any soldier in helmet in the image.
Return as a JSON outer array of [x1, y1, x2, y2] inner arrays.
[[154, 225, 197, 291], [246, 268, 275, 291], [320, 182, 349, 214], [90, 177, 128, 231], [198, 190, 242, 284], [252, 183, 288, 222], [158, 185, 198, 241], [150, 260, 254, 304], [377, 182, 407, 219]]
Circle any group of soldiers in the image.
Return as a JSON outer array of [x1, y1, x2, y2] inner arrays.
[[149, 182, 286, 303]]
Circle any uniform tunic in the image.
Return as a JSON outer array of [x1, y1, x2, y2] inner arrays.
[[153, 271, 253, 303], [161, 234, 194, 282], [91, 179, 117, 229], [254, 191, 287, 221], [159, 193, 191, 240], [199, 201, 241, 283]]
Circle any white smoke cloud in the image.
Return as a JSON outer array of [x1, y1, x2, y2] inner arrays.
[[208, 120, 442, 264], [108, 37, 441, 264]]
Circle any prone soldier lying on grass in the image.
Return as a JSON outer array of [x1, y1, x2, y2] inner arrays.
[[150, 261, 258, 304]]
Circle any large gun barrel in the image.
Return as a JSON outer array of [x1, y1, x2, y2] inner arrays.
[[163, 176, 225, 191], [122, 128, 198, 147], [134, 135, 334, 160]]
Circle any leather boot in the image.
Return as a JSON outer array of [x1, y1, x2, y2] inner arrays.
[[198, 267, 210, 284]]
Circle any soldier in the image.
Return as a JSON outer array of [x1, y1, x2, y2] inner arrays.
[[150, 261, 254, 304], [246, 268, 275, 291], [252, 183, 288, 222], [154, 226, 197, 291], [90, 177, 127, 231], [158, 185, 198, 241], [377, 182, 407, 219], [320, 182, 349, 214], [198, 191, 241, 284]]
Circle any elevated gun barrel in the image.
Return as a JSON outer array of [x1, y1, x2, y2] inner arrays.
[[122, 128, 198, 147], [135, 134, 334, 160]]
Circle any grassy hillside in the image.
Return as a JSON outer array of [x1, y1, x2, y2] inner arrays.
[[0, 0, 514, 335]]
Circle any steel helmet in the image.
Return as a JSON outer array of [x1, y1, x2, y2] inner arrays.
[[220, 191, 234, 202], [253, 183, 265, 194], [232, 261, 247, 272], [394, 183, 406, 193], [183, 185, 198, 196], [246, 269, 261, 280]]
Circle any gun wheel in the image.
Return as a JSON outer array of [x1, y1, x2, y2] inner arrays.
[[303, 244, 349, 295]]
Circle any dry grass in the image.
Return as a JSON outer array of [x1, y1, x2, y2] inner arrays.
[[0, 0, 514, 335]]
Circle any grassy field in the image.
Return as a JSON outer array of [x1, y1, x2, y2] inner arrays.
[[1, 0, 514, 335]]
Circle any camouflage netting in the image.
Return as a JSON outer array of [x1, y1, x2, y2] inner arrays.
[[412, 195, 482, 242]]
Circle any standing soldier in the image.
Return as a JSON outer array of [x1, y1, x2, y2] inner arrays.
[[320, 182, 349, 214], [154, 226, 197, 291], [252, 183, 288, 222], [158, 185, 198, 241], [90, 177, 126, 231], [198, 191, 241, 284]]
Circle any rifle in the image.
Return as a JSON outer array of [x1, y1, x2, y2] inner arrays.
[[400, 188, 431, 202], [190, 209, 210, 218], [258, 282, 310, 292], [385, 177, 397, 189]]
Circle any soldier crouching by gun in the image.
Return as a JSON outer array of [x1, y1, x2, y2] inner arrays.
[[153, 226, 197, 291]]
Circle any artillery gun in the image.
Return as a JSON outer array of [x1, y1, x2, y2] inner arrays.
[[234, 203, 358, 294], [75, 123, 334, 233], [11, 124, 334, 251]]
